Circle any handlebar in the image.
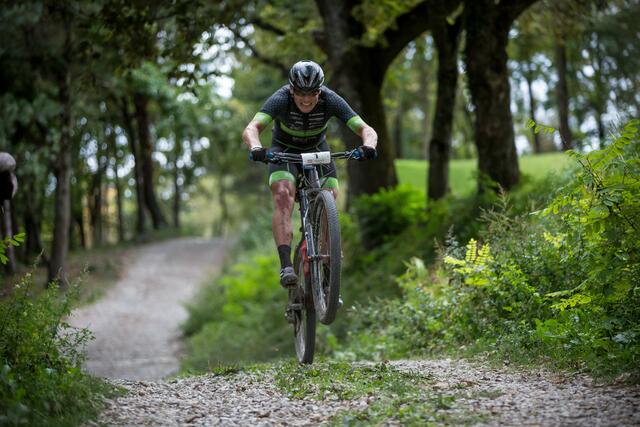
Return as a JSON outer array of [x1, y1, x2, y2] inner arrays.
[[266, 149, 362, 164], [249, 148, 364, 163]]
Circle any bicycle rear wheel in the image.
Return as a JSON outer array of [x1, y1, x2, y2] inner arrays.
[[291, 244, 315, 364], [310, 190, 341, 325]]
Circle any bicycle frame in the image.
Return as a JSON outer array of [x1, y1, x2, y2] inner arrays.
[[297, 165, 322, 278]]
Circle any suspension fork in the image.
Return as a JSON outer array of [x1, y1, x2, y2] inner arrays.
[[298, 166, 321, 273]]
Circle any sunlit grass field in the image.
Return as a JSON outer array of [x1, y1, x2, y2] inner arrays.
[[396, 152, 571, 196]]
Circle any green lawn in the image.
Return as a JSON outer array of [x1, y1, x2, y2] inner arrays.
[[396, 152, 571, 196]]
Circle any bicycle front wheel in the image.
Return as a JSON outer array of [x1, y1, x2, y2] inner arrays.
[[310, 190, 341, 325], [292, 244, 315, 364]]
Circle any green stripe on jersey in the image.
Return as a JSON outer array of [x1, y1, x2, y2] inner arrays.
[[347, 115, 365, 133], [279, 122, 328, 137], [253, 112, 273, 126]]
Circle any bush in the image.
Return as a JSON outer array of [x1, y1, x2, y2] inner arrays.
[[352, 184, 426, 249], [0, 273, 114, 426], [339, 119, 640, 379]]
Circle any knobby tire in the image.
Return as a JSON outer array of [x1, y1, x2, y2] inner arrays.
[[311, 190, 341, 325], [292, 245, 315, 364]]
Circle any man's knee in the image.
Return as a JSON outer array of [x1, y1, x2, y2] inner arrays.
[[271, 181, 295, 210]]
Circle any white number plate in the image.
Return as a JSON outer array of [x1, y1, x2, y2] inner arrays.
[[301, 151, 331, 165]]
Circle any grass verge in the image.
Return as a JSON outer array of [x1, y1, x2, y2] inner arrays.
[[272, 360, 488, 426]]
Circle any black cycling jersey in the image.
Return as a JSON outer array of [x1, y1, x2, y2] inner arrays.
[[252, 85, 365, 150]]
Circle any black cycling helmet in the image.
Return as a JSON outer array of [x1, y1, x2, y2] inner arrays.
[[288, 60, 324, 92]]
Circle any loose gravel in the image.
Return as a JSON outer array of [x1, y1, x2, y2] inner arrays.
[[70, 238, 639, 426], [91, 371, 364, 426], [391, 359, 640, 426], [91, 359, 640, 426]]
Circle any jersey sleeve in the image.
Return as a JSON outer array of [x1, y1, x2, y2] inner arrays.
[[252, 86, 289, 126], [326, 89, 365, 134]]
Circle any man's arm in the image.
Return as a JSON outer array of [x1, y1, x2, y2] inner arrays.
[[242, 119, 266, 150], [358, 123, 378, 149]]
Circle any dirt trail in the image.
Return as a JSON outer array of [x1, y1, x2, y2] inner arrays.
[[70, 238, 639, 425], [69, 237, 226, 380]]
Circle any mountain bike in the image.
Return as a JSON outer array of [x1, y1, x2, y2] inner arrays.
[[265, 149, 362, 364]]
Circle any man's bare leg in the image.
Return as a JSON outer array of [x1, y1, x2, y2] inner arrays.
[[271, 180, 296, 286]]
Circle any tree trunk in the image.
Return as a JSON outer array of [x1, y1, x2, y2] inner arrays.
[[464, 0, 524, 192], [90, 156, 103, 247], [554, 36, 572, 150], [48, 70, 72, 284], [172, 160, 180, 229], [393, 95, 404, 159], [133, 92, 166, 229], [110, 129, 125, 242], [121, 97, 147, 234], [75, 208, 86, 249], [416, 39, 432, 160], [427, 13, 461, 200], [2, 200, 17, 274], [524, 65, 541, 153], [337, 78, 398, 202], [315, 0, 397, 201], [23, 183, 44, 262]]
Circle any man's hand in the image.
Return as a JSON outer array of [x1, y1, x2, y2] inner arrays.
[[357, 145, 377, 161], [249, 147, 268, 163]]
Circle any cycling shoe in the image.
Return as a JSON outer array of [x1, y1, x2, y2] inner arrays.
[[279, 266, 298, 288]]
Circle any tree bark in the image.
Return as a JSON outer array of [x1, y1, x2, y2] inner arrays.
[[48, 70, 72, 284], [427, 12, 462, 200], [75, 207, 86, 249], [416, 38, 432, 160], [393, 94, 404, 159], [23, 181, 44, 262], [90, 152, 104, 247], [121, 97, 147, 234], [464, 0, 535, 192], [554, 36, 572, 150], [133, 92, 166, 229], [524, 64, 541, 153], [110, 129, 125, 242], [172, 158, 180, 229], [314, 0, 461, 201]]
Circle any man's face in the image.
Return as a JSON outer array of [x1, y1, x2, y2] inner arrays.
[[290, 86, 320, 113]]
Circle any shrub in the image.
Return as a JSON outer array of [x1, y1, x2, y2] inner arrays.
[[340, 118, 640, 379], [0, 273, 114, 426], [352, 184, 426, 249]]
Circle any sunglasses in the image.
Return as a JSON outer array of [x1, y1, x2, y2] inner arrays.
[[292, 88, 321, 97]]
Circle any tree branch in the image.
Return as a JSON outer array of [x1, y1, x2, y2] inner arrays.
[[249, 17, 287, 36], [375, 0, 462, 71], [230, 28, 289, 78], [500, 0, 540, 24]]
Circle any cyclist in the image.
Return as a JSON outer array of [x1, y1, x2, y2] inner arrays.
[[242, 60, 378, 287]]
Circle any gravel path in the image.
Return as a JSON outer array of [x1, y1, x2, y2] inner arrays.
[[69, 237, 226, 380], [91, 359, 639, 426], [391, 359, 640, 426], [70, 238, 639, 425]]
